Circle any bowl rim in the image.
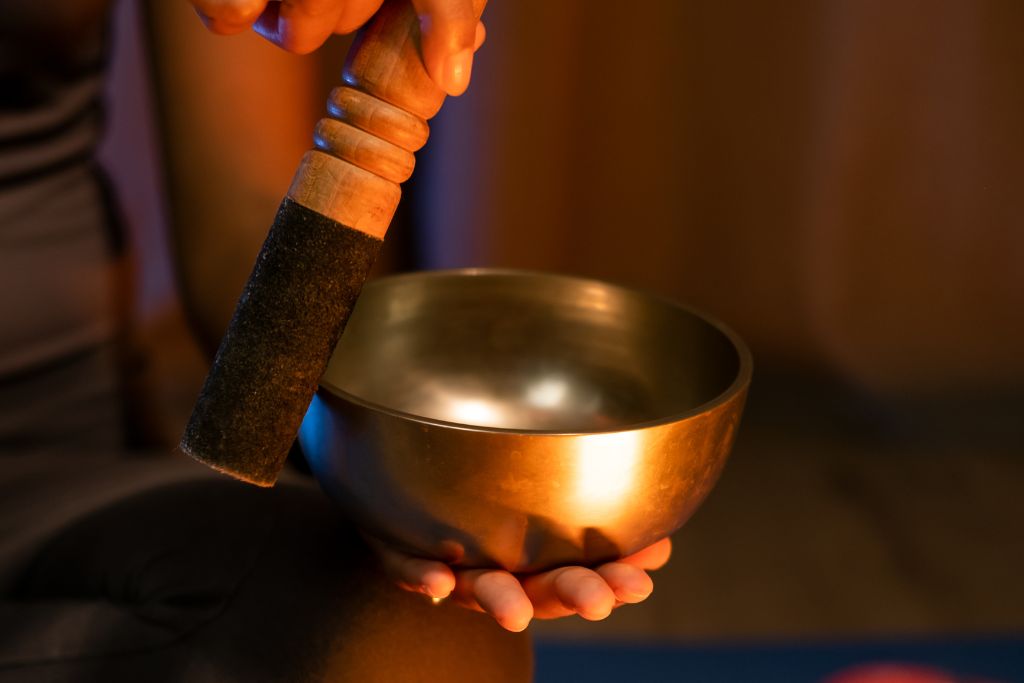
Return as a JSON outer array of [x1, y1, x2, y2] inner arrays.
[[319, 267, 753, 436]]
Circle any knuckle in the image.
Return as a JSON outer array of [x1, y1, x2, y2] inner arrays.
[[554, 567, 598, 592], [275, 28, 319, 54], [334, 18, 362, 34], [218, 0, 266, 26], [477, 570, 515, 590]]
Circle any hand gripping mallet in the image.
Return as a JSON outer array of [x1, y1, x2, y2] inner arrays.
[[181, 0, 486, 486]]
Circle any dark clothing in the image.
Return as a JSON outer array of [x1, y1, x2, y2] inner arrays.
[[1, 0, 122, 451], [0, 455, 531, 682]]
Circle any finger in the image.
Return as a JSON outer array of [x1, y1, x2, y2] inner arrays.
[[519, 570, 575, 620], [473, 20, 485, 50], [621, 537, 673, 571], [334, 0, 386, 34], [448, 590, 486, 613], [335, 6, 482, 53], [595, 562, 654, 604], [520, 568, 581, 620], [523, 567, 616, 621], [455, 569, 532, 632], [369, 541, 456, 599], [254, 0, 346, 54], [410, 0, 478, 95], [193, 0, 268, 35]]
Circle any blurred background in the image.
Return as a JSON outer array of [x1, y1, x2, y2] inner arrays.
[[94, 0, 1023, 678]]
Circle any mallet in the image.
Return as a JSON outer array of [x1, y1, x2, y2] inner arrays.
[[181, 0, 486, 486]]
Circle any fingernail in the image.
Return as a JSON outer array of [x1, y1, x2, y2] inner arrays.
[[422, 571, 453, 599], [505, 615, 531, 632], [421, 582, 446, 599], [443, 48, 473, 96], [621, 589, 651, 603]]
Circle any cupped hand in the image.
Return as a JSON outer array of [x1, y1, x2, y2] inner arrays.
[[189, 0, 485, 95], [370, 537, 673, 632]]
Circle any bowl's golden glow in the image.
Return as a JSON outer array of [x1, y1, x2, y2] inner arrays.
[[300, 269, 751, 572]]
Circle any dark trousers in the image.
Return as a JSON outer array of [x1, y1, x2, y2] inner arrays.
[[0, 454, 532, 682]]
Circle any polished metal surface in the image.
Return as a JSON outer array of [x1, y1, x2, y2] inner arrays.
[[300, 269, 751, 572]]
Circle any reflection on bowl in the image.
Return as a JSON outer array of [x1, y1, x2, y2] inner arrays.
[[300, 269, 751, 572]]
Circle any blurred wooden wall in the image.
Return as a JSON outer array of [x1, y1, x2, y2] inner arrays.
[[421, 0, 1024, 400]]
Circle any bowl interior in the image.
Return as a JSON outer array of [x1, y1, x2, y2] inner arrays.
[[322, 270, 741, 433]]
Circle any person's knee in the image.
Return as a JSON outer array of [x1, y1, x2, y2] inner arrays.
[[171, 480, 533, 682], [260, 487, 534, 682], [313, 570, 534, 683]]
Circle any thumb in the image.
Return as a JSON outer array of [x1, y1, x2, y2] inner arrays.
[[411, 0, 480, 96]]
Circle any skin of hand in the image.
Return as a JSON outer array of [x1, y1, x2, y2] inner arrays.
[[189, 0, 485, 95], [369, 537, 674, 632]]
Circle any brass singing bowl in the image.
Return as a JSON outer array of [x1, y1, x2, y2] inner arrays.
[[299, 269, 751, 573]]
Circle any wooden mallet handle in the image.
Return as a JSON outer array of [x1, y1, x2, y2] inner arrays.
[[181, 0, 486, 486]]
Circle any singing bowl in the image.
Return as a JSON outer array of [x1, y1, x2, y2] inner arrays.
[[299, 269, 751, 573]]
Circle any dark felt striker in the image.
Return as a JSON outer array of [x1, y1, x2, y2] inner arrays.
[[180, 201, 381, 485], [181, 0, 486, 486]]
